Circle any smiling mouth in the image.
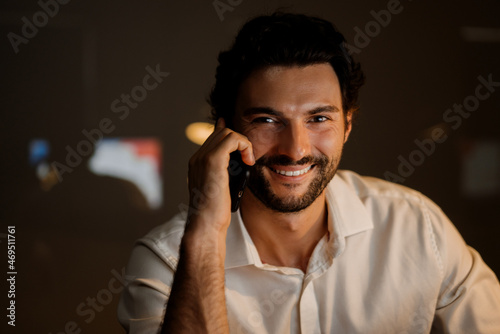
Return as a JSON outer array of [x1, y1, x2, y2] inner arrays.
[[269, 165, 313, 176]]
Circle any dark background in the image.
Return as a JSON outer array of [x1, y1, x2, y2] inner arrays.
[[1, 0, 499, 332]]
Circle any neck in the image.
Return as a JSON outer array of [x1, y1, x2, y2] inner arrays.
[[239, 190, 328, 272]]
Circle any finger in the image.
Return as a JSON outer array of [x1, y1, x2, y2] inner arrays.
[[238, 141, 255, 166], [215, 118, 255, 165], [213, 132, 255, 166], [215, 117, 225, 130], [214, 126, 255, 165], [198, 118, 229, 150]]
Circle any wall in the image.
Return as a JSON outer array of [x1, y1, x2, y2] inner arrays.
[[1, 0, 499, 332]]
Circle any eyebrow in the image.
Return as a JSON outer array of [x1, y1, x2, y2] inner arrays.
[[242, 105, 340, 117]]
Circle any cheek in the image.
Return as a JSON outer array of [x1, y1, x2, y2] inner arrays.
[[246, 129, 279, 155], [310, 127, 344, 156]]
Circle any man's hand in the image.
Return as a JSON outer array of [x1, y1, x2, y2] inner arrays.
[[162, 118, 254, 334], [186, 118, 254, 237]]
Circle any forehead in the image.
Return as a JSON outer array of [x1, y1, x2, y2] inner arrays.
[[236, 63, 342, 114]]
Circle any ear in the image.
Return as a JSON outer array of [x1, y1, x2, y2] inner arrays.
[[343, 110, 353, 143]]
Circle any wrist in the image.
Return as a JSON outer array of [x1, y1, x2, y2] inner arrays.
[[182, 219, 228, 264]]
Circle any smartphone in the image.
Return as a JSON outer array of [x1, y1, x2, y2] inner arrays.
[[228, 150, 250, 212]]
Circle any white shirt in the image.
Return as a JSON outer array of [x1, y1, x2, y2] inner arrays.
[[117, 170, 500, 333]]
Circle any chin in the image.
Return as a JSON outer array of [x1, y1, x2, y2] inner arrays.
[[249, 181, 324, 213], [248, 153, 340, 213]]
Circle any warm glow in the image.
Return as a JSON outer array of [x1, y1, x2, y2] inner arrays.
[[185, 122, 214, 145]]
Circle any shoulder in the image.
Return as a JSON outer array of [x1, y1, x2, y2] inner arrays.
[[333, 170, 455, 248], [335, 169, 424, 200], [135, 212, 187, 270], [334, 170, 465, 273], [334, 169, 443, 215]]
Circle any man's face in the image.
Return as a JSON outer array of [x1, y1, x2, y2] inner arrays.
[[234, 63, 351, 213]]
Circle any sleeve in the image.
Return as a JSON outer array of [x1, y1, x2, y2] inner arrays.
[[426, 199, 500, 333], [117, 244, 176, 333]]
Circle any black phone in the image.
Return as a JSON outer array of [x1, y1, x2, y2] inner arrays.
[[228, 150, 250, 212]]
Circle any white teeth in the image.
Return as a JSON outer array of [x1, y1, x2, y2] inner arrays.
[[273, 165, 312, 176]]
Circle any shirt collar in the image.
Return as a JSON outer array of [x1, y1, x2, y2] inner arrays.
[[326, 172, 374, 238], [323, 172, 374, 260], [224, 170, 374, 269], [225, 210, 261, 269]]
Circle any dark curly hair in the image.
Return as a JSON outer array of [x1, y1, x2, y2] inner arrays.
[[208, 12, 365, 125]]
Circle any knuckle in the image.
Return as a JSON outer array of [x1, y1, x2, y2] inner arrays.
[[219, 128, 232, 137], [224, 130, 237, 141]]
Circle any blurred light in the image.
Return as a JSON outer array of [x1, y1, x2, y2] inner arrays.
[[185, 122, 214, 145], [419, 122, 452, 141], [89, 138, 163, 209], [36, 162, 50, 180], [29, 138, 50, 166]]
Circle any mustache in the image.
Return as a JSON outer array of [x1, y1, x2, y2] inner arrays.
[[254, 155, 328, 167]]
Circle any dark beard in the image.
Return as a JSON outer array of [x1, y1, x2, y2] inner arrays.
[[247, 152, 340, 213]]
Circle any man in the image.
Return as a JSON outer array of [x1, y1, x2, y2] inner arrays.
[[118, 12, 500, 333]]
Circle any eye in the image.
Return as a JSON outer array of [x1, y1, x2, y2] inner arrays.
[[310, 115, 329, 123], [252, 117, 277, 124]]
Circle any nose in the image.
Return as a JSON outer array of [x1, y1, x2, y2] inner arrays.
[[277, 121, 311, 162]]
